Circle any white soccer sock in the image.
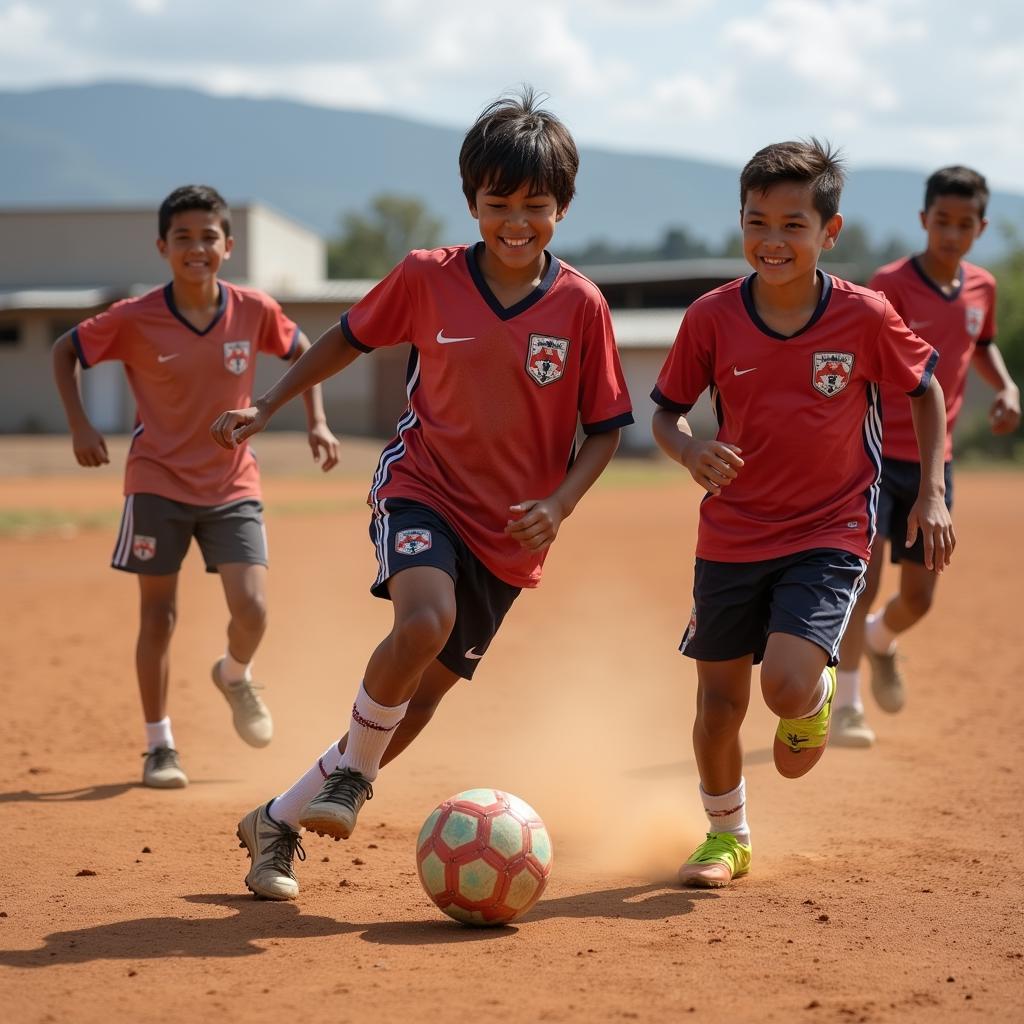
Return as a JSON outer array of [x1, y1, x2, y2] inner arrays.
[[798, 669, 831, 719], [340, 682, 410, 781], [221, 650, 252, 685], [269, 740, 344, 829], [865, 611, 898, 656], [144, 716, 175, 752], [835, 669, 863, 712], [700, 778, 748, 840]]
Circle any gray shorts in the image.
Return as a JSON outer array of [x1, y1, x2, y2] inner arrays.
[[111, 493, 268, 575]]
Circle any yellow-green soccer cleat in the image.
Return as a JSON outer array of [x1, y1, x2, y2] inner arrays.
[[678, 832, 752, 888], [773, 665, 836, 779]]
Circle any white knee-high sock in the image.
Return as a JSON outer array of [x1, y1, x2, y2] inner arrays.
[[340, 682, 410, 781], [269, 740, 344, 829], [700, 778, 749, 841]]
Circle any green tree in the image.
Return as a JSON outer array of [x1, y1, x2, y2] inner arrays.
[[328, 194, 443, 278]]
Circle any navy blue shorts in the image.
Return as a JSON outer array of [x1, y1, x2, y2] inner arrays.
[[876, 457, 954, 565], [679, 548, 867, 666], [368, 499, 521, 680]]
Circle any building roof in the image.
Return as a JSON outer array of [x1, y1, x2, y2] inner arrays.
[[609, 308, 686, 348]]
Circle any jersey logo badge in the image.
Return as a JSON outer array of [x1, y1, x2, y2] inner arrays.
[[812, 351, 854, 397], [132, 535, 157, 561], [526, 334, 570, 387], [224, 340, 251, 375], [395, 529, 432, 555], [965, 306, 984, 337]]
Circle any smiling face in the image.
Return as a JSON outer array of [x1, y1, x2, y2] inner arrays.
[[469, 182, 565, 284], [741, 181, 842, 290], [157, 209, 233, 286], [920, 193, 986, 272]]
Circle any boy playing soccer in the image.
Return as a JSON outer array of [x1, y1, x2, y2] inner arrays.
[[833, 166, 1020, 746], [52, 185, 340, 789], [650, 140, 954, 887], [211, 91, 633, 900]]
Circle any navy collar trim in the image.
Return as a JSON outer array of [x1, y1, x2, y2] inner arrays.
[[910, 255, 963, 302], [740, 269, 834, 340], [465, 242, 560, 320], [163, 282, 227, 336]]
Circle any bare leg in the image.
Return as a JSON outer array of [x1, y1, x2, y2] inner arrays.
[[760, 632, 829, 719], [837, 542, 885, 669], [880, 561, 940, 634], [692, 657, 752, 797], [218, 562, 268, 664], [136, 574, 179, 723]]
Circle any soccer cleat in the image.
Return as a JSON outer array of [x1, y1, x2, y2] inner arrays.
[[831, 705, 876, 748], [773, 665, 836, 779], [237, 802, 305, 901], [678, 832, 752, 888], [142, 746, 188, 789], [299, 767, 373, 841], [212, 658, 273, 748], [866, 647, 906, 713]]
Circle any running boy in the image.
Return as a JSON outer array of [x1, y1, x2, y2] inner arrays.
[[52, 185, 340, 789], [833, 166, 1020, 746], [650, 140, 954, 887], [211, 91, 633, 901]]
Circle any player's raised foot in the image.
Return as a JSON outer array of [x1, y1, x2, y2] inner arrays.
[[142, 746, 188, 788], [212, 658, 273, 747], [831, 705, 876, 748], [299, 767, 373, 840], [866, 647, 906, 713], [678, 832, 752, 888], [773, 665, 836, 779], [237, 802, 305, 901]]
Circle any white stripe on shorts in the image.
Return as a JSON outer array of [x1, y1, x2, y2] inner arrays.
[[113, 494, 135, 567]]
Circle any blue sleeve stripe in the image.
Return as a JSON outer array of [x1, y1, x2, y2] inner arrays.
[[281, 325, 299, 360], [907, 348, 939, 398], [340, 312, 373, 353], [70, 327, 90, 369], [650, 384, 693, 414], [582, 411, 634, 435]]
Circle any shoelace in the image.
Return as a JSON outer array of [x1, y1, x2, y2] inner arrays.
[[690, 832, 747, 867], [260, 821, 306, 876], [226, 680, 266, 716], [318, 768, 373, 810], [144, 747, 179, 770]]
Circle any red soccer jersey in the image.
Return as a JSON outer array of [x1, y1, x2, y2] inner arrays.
[[870, 257, 996, 461], [73, 282, 298, 505], [652, 272, 938, 563], [341, 244, 634, 588]]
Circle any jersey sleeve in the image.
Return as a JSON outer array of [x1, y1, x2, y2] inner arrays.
[[578, 298, 634, 435], [872, 299, 939, 397], [258, 294, 300, 359], [976, 279, 996, 347], [71, 300, 130, 369], [650, 305, 713, 413], [339, 257, 413, 353]]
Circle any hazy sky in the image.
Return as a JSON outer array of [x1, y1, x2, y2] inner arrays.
[[2, 0, 1022, 190]]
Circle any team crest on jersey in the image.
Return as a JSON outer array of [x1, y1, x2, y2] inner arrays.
[[679, 607, 697, 653], [132, 535, 156, 561], [395, 529, 432, 556], [812, 351, 854, 397], [224, 340, 251, 375], [965, 306, 985, 338], [526, 334, 570, 387]]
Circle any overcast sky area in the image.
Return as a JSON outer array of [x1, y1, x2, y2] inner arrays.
[[1, 0, 1022, 191]]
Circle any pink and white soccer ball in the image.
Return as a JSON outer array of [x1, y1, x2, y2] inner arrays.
[[416, 788, 553, 926]]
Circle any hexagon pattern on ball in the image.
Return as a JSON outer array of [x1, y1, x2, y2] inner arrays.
[[416, 788, 553, 926]]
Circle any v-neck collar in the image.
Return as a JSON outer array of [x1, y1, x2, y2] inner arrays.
[[910, 255, 963, 302], [465, 242, 560, 321], [740, 269, 833, 340], [163, 281, 227, 336]]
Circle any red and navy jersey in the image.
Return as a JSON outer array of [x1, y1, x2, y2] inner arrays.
[[870, 257, 996, 461], [73, 282, 298, 506], [652, 272, 937, 563], [341, 244, 633, 588]]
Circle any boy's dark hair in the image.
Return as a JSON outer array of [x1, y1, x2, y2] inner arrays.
[[459, 87, 579, 210], [740, 138, 846, 223], [924, 165, 989, 218], [158, 184, 231, 240]]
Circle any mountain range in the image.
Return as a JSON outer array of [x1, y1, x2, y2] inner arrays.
[[2, 82, 1022, 264]]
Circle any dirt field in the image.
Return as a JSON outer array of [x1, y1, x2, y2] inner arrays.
[[1, 436, 1021, 1023]]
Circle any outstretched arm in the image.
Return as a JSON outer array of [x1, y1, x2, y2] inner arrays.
[[651, 408, 743, 495], [505, 428, 621, 554], [51, 332, 109, 467], [212, 323, 360, 449], [907, 376, 954, 571], [972, 344, 1021, 435], [289, 330, 341, 472]]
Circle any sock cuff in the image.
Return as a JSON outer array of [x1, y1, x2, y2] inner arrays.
[[353, 682, 410, 732], [699, 777, 745, 814]]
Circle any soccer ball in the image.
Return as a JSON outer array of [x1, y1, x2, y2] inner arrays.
[[416, 788, 553, 926]]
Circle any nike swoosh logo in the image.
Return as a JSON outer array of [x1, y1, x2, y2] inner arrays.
[[157, 353, 180, 363], [733, 366, 757, 376], [437, 330, 475, 345], [464, 647, 484, 660]]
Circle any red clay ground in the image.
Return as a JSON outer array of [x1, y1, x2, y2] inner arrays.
[[1, 436, 1021, 1023]]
